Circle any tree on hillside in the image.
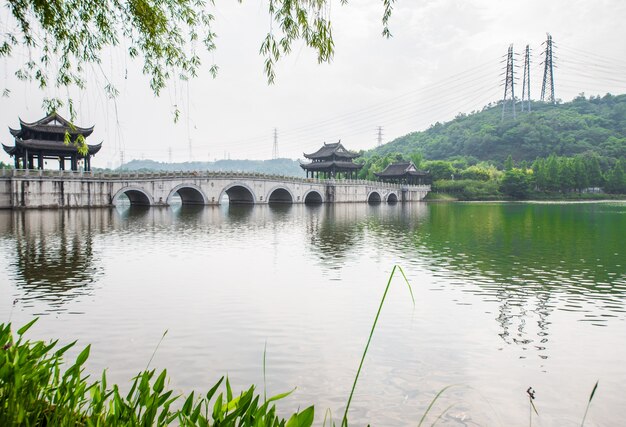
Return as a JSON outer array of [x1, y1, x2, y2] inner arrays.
[[422, 160, 456, 181], [605, 159, 626, 194], [499, 169, 532, 199], [504, 155, 514, 171], [1, 0, 395, 113]]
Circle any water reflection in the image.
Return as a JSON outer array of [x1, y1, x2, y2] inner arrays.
[[2, 202, 625, 340], [4, 210, 105, 311]]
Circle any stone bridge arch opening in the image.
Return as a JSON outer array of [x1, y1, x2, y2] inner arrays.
[[304, 190, 323, 205], [367, 191, 382, 204], [112, 187, 153, 206], [221, 184, 256, 204], [268, 187, 293, 204], [387, 192, 399, 204], [167, 184, 207, 206]]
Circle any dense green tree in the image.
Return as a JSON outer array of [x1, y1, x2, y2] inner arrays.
[[499, 169, 532, 199], [504, 155, 514, 171], [459, 164, 496, 181], [585, 154, 604, 187], [422, 160, 456, 181], [605, 159, 626, 193], [572, 156, 589, 192]]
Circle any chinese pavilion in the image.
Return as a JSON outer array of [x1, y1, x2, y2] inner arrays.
[[2, 112, 101, 171], [300, 141, 363, 179], [374, 161, 429, 185]]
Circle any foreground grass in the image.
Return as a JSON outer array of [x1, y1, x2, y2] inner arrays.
[[0, 318, 315, 426]]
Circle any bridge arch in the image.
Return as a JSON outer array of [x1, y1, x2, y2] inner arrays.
[[367, 191, 382, 204], [112, 186, 154, 206], [386, 192, 399, 203], [219, 182, 257, 204], [303, 189, 324, 204], [267, 186, 294, 204], [167, 183, 208, 205]]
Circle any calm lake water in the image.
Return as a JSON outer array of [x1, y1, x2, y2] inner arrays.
[[1, 202, 625, 426]]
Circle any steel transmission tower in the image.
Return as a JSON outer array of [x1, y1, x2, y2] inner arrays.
[[376, 126, 383, 147], [521, 44, 531, 112], [541, 33, 556, 104], [501, 44, 516, 120], [272, 128, 279, 159]]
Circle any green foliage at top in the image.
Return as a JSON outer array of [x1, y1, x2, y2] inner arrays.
[[372, 94, 626, 164], [0, 320, 314, 426], [2, 0, 395, 114]]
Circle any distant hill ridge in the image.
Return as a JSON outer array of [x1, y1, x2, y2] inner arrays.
[[372, 93, 626, 163], [119, 158, 305, 177]]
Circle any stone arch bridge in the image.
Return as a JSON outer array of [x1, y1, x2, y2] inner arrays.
[[0, 169, 430, 209]]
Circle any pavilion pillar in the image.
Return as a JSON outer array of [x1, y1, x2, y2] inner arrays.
[[59, 157, 65, 170], [37, 153, 43, 169], [14, 156, 19, 169], [86, 156, 91, 171], [70, 155, 77, 171], [28, 155, 34, 169]]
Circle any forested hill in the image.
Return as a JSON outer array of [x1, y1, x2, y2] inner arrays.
[[373, 94, 626, 163]]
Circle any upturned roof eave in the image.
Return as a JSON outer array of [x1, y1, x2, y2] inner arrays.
[[18, 112, 94, 134]]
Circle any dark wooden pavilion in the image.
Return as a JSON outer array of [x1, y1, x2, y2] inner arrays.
[[375, 161, 429, 185], [2, 112, 101, 171], [300, 141, 363, 179]]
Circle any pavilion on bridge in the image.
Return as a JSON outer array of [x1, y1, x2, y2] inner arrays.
[[300, 141, 363, 179], [2, 112, 101, 171], [374, 161, 429, 185]]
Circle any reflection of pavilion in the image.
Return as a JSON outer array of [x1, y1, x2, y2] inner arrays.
[[9, 210, 103, 309]]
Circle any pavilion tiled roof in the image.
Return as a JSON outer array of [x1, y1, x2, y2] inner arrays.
[[303, 141, 359, 160], [2, 139, 102, 155], [9, 112, 94, 138], [375, 161, 429, 177]]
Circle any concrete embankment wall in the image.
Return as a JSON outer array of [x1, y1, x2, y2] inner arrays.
[[0, 178, 11, 208]]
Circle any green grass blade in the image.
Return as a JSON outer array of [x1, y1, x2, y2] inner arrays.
[[430, 403, 455, 426], [17, 318, 38, 336], [580, 380, 599, 427], [342, 265, 414, 427], [417, 385, 456, 427], [263, 341, 268, 404], [145, 329, 168, 370]]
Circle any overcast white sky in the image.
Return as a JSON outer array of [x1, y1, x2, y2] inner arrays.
[[1, 0, 626, 168]]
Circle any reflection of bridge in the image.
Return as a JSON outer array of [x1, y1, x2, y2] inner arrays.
[[0, 169, 430, 208]]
